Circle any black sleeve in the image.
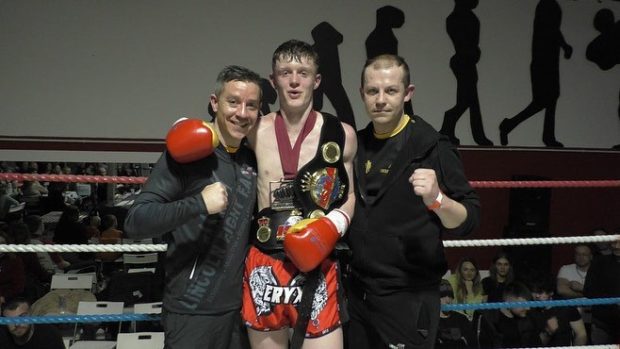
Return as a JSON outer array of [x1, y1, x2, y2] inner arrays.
[[436, 140, 481, 236], [124, 152, 208, 239]]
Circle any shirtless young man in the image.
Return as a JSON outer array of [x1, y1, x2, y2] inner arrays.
[[242, 39, 357, 349]]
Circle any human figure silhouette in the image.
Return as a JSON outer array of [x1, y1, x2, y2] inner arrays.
[[259, 77, 278, 116], [499, 0, 572, 147], [312, 21, 356, 128], [440, 0, 493, 146], [365, 5, 414, 116], [586, 8, 620, 148]]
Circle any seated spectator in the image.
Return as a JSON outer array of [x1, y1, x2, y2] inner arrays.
[[52, 205, 92, 263], [448, 257, 487, 320], [23, 215, 70, 273], [557, 243, 593, 299], [95, 214, 123, 263], [20, 180, 48, 198], [84, 215, 101, 240], [591, 228, 613, 257], [482, 251, 515, 303], [528, 274, 587, 346], [474, 282, 546, 348], [8, 223, 51, 303], [0, 231, 25, 305], [0, 183, 20, 222], [583, 233, 620, 344], [436, 279, 474, 348], [0, 297, 65, 349]]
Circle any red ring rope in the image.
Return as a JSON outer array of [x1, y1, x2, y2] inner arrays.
[[1, 173, 619, 188]]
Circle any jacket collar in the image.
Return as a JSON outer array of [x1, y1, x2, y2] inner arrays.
[[356, 115, 441, 206]]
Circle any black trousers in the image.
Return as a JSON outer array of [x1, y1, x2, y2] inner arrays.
[[346, 284, 440, 349], [162, 309, 249, 349]]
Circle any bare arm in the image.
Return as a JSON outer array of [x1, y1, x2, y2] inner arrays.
[[557, 277, 584, 298], [569, 318, 588, 345]]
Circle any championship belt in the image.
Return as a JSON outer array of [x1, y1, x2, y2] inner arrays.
[[251, 113, 348, 254]]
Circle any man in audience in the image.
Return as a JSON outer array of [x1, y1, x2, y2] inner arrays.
[[0, 231, 25, 305], [24, 215, 70, 274], [583, 233, 620, 344], [474, 282, 551, 348], [557, 243, 593, 299], [529, 274, 587, 346], [0, 297, 65, 349]]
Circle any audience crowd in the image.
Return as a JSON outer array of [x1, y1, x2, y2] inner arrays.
[[1, 160, 619, 347]]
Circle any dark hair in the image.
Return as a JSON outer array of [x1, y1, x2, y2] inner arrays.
[[271, 39, 319, 72], [489, 251, 514, 284], [1, 297, 29, 313], [214, 65, 262, 99], [439, 279, 454, 298], [361, 54, 411, 88], [100, 214, 117, 231], [503, 282, 532, 301], [527, 275, 555, 294]]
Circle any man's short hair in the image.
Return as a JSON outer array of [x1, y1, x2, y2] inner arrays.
[[271, 39, 319, 72], [214, 65, 262, 99], [502, 282, 532, 301], [361, 54, 411, 88], [2, 297, 29, 314], [527, 275, 555, 294]]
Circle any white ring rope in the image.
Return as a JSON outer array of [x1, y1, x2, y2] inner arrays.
[[442, 234, 620, 248], [519, 344, 620, 349], [1, 235, 617, 253]]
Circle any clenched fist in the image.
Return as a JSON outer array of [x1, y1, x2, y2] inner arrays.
[[409, 168, 440, 206], [201, 182, 228, 214]]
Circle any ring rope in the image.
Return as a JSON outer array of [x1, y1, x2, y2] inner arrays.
[[0, 313, 159, 325], [4, 297, 618, 325], [1, 235, 617, 253], [1, 173, 619, 188], [443, 297, 620, 311]]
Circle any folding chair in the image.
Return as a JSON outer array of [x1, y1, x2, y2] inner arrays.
[[132, 302, 163, 332], [51, 274, 94, 291], [116, 332, 164, 349], [121, 238, 154, 245], [123, 252, 158, 271], [74, 301, 125, 342]]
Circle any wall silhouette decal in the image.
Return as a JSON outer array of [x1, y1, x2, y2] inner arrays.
[[365, 5, 414, 117], [499, 0, 573, 147], [586, 8, 620, 149], [259, 77, 278, 117], [439, 0, 493, 146], [311, 22, 356, 128]]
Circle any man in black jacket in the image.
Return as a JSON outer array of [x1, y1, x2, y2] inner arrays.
[[124, 65, 261, 349], [0, 297, 64, 349], [346, 54, 480, 349]]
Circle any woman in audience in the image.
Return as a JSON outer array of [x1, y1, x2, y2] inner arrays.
[[482, 251, 515, 303], [448, 256, 487, 320]]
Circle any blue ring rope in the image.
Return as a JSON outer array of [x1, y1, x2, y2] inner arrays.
[[2, 297, 618, 324]]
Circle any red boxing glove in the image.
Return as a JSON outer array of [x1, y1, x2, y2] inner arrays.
[[283, 217, 339, 272], [166, 118, 220, 163]]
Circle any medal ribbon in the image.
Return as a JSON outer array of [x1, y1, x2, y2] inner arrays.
[[274, 110, 317, 179]]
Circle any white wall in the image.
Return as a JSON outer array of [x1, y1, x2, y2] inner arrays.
[[1, 0, 619, 162]]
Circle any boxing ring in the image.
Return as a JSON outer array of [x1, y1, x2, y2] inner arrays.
[[1, 172, 619, 349]]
